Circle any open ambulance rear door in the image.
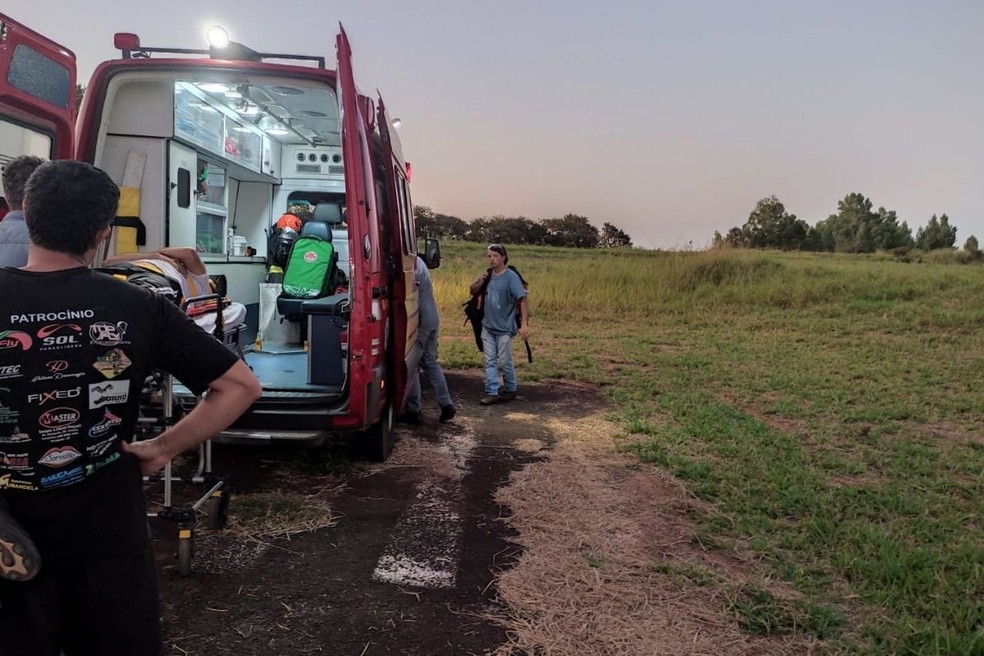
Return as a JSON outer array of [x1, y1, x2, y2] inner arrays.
[[0, 12, 76, 171], [336, 25, 385, 431], [375, 95, 417, 412]]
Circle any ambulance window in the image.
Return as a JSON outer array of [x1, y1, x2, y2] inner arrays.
[[0, 119, 53, 164], [196, 160, 227, 254], [7, 45, 71, 110], [394, 169, 415, 255]]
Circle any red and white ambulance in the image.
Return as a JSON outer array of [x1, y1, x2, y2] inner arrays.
[[0, 13, 436, 460]]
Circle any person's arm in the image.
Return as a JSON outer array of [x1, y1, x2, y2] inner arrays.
[[517, 296, 530, 341], [122, 360, 261, 474], [158, 247, 207, 275]]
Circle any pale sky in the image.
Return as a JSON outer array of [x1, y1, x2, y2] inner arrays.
[[6, 1, 983, 249]]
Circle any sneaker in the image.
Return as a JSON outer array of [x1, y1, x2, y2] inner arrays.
[[479, 395, 499, 406], [0, 504, 41, 581], [499, 390, 517, 402], [397, 411, 421, 425], [439, 405, 456, 422]]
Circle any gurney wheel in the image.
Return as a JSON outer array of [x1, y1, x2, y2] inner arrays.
[[178, 528, 194, 577], [205, 489, 230, 530]]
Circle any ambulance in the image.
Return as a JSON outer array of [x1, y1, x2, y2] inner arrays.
[[0, 13, 436, 460]]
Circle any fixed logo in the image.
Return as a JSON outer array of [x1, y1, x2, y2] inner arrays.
[[27, 387, 82, 406]]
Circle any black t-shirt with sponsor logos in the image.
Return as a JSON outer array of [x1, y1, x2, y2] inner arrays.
[[0, 267, 238, 569]]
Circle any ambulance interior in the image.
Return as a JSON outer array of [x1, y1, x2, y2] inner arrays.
[[91, 70, 354, 419]]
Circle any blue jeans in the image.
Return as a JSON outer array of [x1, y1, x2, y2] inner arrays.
[[405, 326, 452, 412], [482, 327, 516, 396]]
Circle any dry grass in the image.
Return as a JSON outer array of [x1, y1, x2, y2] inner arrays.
[[225, 490, 338, 539], [185, 490, 339, 574], [487, 410, 822, 656]]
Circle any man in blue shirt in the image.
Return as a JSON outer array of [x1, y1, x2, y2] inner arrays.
[[469, 244, 530, 405], [401, 256, 456, 423], [0, 155, 44, 267]]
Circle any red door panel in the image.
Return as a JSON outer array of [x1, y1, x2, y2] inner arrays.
[[0, 13, 76, 161]]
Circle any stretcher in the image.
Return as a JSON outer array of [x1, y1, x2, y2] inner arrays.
[[136, 288, 246, 576]]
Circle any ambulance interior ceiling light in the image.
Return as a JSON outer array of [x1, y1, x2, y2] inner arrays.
[[236, 102, 259, 116], [199, 82, 230, 93]]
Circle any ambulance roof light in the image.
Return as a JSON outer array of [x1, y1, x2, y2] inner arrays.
[[114, 33, 141, 53], [206, 26, 262, 62], [206, 26, 229, 49]]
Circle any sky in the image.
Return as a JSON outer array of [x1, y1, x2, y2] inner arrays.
[[5, 1, 983, 249]]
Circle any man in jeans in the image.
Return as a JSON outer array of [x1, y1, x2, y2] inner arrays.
[[470, 244, 529, 405], [401, 256, 456, 424]]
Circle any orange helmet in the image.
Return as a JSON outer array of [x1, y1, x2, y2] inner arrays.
[[276, 213, 302, 232]]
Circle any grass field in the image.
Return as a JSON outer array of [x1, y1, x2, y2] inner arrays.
[[430, 242, 984, 655]]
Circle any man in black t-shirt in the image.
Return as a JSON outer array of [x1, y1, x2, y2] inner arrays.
[[0, 161, 261, 655]]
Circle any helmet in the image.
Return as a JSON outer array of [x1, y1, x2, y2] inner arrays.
[[276, 213, 302, 232], [268, 227, 299, 269]]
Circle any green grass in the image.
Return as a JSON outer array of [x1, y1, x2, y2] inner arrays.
[[433, 242, 984, 655]]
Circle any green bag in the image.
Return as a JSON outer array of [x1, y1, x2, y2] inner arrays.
[[282, 236, 337, 298]]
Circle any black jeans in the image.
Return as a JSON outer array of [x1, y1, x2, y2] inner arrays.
[[0, 541, 161, 656]]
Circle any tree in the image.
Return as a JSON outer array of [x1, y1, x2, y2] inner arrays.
[[963, 235, 980, 260], [741, 196, 809, 250], [414, 206, 469, 240], [915, 214, 957, 250], [540, 214, 600, 248], [601, 222, 632, 248], [815, 193, 912, 253]]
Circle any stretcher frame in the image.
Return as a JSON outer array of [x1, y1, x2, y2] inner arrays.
[[140, 291, 239, 577]]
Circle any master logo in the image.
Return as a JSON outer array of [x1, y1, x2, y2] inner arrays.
[[39, 407, 81, 429]]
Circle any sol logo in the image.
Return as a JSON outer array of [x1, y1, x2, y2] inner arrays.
[[38, 324, 82, 349]]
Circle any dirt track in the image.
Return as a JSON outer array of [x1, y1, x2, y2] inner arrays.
[[151, 371, 815, 656]]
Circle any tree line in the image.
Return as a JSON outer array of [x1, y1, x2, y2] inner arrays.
[[714, 194, 978, 256], [414, 206, 633, 248]]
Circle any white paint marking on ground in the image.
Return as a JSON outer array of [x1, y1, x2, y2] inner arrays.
[[372, 427, 476, 589]]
